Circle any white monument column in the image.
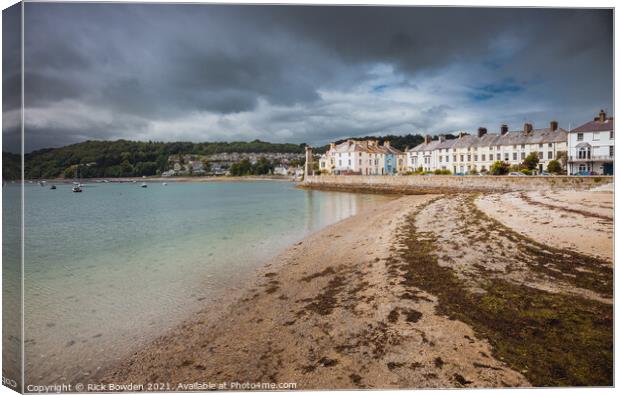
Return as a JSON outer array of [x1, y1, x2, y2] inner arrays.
[[305, 146, 313, 178]]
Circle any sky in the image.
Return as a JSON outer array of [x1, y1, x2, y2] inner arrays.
[[1, 3, 614, 153]]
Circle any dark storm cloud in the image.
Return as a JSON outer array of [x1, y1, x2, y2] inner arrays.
[[4, 3, 612, 152], [2, 3, 21, 113]]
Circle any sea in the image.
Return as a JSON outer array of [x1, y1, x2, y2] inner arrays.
[[2, 180, 391, 385]]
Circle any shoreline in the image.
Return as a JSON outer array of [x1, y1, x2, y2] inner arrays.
[[20, 175, 299, 184], [99, 189, 612, 389]]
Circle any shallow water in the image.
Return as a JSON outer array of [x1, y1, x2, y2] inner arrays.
[[8, 181, 390, 384]]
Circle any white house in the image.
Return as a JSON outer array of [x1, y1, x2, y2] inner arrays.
[[319, 139, 405, 175], [273, 166, 289, 176], [567, 110, 614, 175], [408, 121, 568, 174]]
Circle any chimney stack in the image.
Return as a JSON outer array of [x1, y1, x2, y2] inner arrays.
[[477, 127, 487, 138], [599, 109, 606, 122], [424, 135, 431, 144], [500, 124, 509, 135], [330, 142, 336, 151], [549, 120, 558, 131], [385, 140, 391, 148], [438, 134, 445, 143], [523, 123, 533, 134]]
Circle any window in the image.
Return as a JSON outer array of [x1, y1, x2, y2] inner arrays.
[[439, 156, 442, 163], [453, 155, 457, 162], [548, 151, 553, 159], [577, 133, 584, 141], [504, 153, 509, 160], [321, 162, 325, 168], [513, 153, 517, 160], [467, 155, 471, 161], [610, 131, 614, 139], [610, 146, 614, 157], [521, 144, 525, 149], [538, 152, 543, 159], [538, 143, 543, 148], [338, 160, 342, 166], [348, 159, 351, 166], [521, 152, 525, 160], [482, 154, 486, 161], [513, 145, 517, 149], [548, 143, 553, 147], [359, 159, 362, 165], [593, 132, 600, 141], [578, 147, 591, 159], [496, 153, 501, 160], [460, 155, 464, 161], [474, 155, 478, 161]]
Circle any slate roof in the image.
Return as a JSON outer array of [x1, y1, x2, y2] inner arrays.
[[409, 127, 568, 152], [571, 118, 614, 133]]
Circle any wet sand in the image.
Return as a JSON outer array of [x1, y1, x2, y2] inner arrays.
[[101, 189, 613, 389]]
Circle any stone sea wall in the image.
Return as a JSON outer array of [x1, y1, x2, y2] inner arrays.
[[301, 175, 613, 194]]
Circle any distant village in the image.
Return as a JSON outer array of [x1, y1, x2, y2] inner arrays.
[[162, 152, 305, 177]]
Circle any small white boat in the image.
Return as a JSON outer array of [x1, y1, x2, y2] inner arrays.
[[141, 182, 148, 188], [162, 182, 168, 186], [72, 186, 82, 193]]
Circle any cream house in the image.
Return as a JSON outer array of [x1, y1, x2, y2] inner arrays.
[[408, 122, 568, 174]]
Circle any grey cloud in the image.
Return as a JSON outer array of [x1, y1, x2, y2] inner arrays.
[[2, 4, 612, 152]]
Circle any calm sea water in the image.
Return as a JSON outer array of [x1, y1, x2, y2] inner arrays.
[[6, 181, 390, 384]]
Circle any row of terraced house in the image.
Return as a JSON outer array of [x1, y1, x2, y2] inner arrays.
[[318, 110, 614, 176]]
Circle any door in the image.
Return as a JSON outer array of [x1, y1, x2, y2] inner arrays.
[[603, 162, 613, 175]]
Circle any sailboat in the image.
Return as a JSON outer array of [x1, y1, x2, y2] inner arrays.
[[72, 166, 83, 192]]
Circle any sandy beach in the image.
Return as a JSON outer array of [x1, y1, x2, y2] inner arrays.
[[101, 188, 613, 389]]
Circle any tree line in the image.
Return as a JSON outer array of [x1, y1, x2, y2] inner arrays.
[[4, 133, 456, 180], [2, 139, 306, 180]]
